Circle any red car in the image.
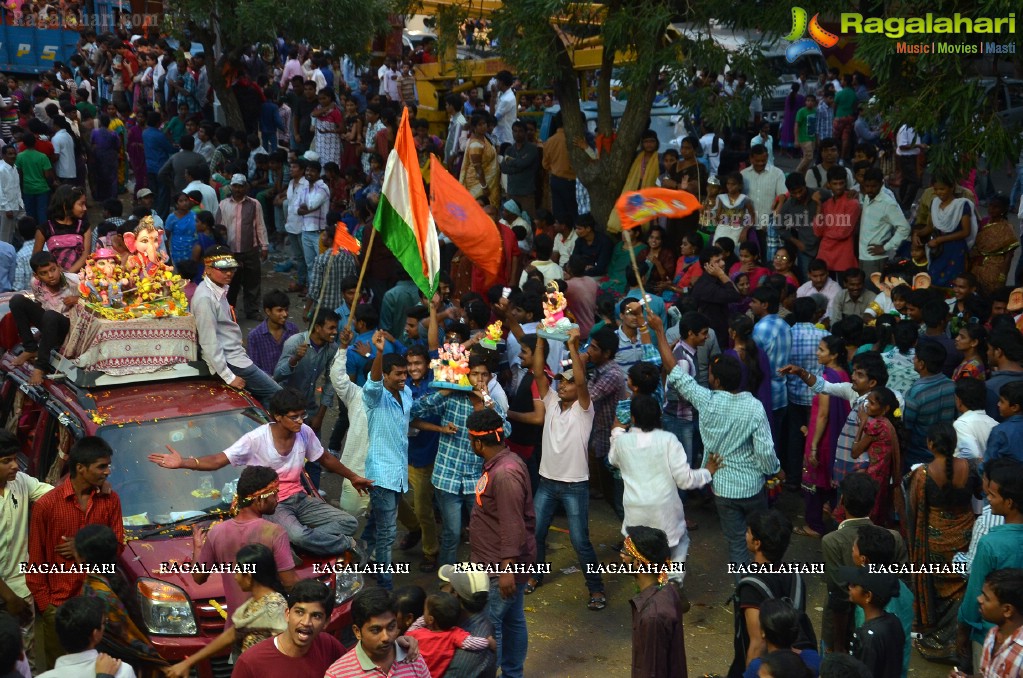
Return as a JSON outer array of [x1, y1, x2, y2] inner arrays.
[[1, 350, 362, 677]]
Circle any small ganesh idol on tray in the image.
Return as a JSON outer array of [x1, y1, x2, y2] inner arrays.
[[479, 321, 502, 351], [536, 280, 577, 342], [79, 248, 129, 310], [429, 342, 474, 391]]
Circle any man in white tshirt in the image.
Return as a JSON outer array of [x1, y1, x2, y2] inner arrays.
[[895, 124, 925, 213], [148, 388, 372, 555], [524, 330, 606, 610], [492, 70, 517, 146]]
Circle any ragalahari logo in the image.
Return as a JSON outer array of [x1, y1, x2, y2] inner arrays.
[[785, 7, 840, 62]]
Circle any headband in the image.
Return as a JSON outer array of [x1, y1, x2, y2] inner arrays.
[[623, 535, 669, 585], [468, 426, 503, 441], [231, 478, 279, 515]]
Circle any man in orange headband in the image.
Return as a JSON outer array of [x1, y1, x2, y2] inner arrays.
[[621, 525, 688, 678], [192, 465, 299, 633], [466, 407, 534, 678]]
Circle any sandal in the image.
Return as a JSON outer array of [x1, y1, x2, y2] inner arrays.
[[793, 525, 822, 538], [524, 578, 542, 595], [587, 593, 607, 611]]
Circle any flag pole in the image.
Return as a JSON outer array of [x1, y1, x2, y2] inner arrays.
[[344, 226, 377, 332], [622, 228, 651, 321]]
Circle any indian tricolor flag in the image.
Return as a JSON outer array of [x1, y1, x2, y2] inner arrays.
[[372, 107, 440, 298]]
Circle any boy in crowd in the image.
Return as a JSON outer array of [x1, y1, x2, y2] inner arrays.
[[850, 525, 914, 678], [821, 473, 908, 654], [958, 458, 1023, 674], [840, 567, 905, 678], [9, 252, 79, 386], [953, 378, 998, 460], [36, 597, 131, 678], [235, 580, 345, 677], [903, 341, 956, 467], [405, 592, 495, 676], [951, 569, 1023, 678], [247, 289, 298, 376], [985, 382, 1023, 464], [324, 587, 430, 678]]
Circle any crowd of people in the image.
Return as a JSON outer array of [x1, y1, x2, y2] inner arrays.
[[1, 24, 1023, 678]]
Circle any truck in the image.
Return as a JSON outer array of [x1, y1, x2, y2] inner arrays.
[[0, 0, 133, 74]]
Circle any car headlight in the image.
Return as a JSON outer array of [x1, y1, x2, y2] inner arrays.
[[137, 578, 197, 635]]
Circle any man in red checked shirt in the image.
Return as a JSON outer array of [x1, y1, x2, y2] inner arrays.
[[26, 436, 123, 671], [465, 407, 535, 678]]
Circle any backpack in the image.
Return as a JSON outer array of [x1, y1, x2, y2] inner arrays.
[[45, 220, 85, 270], [734, 574, 818, 651]]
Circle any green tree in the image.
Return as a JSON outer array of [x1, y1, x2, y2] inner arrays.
[[490, 0, 678, 227], [164, 0, 393, 130], [700, 0, 1023, 177], [489, 0, 779, 227]]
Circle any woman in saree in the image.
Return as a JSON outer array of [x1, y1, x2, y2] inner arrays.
[[74, 524, 168, 678], [606, 129, 661, 236], [969, 194, 1018, 294], [459, 113, 500, 207], [599, 230, 648, 296], [165, 544, 288, 678], [797, 335, 850, 538], [917, 175, 977, 288], [904, 422, 982, 662]]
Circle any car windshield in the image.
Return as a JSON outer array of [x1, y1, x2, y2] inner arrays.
[[99, 409, 265, 528]]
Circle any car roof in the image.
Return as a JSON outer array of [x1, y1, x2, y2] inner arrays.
[[82, 379, 258, 426]]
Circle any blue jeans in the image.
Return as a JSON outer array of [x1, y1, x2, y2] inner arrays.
[[1010, 163, 1023, 212], [663, 414, 697, 502], [716, 489, 767, 580], [362, 486, 400, 589], [488, 580, 527, 678], [435, 489, 475, 566], [532, 478, 603, 593], [288, 233, 308, 285], [265, 492, 358, 555], [23, 192, 49, 226], [301, 231, 320, 282], [229, 362, 282, 407]]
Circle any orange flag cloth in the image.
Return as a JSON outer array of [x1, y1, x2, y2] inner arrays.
[[614, 187, 702, 231], [429, 155, 502, 280]]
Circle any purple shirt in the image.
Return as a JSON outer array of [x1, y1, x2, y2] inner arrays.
[[247, 320, 299, 376], [197, 517, 295, 628]]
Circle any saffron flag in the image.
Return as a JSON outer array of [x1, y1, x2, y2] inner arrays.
[[331, 222, 361, 255], [614, 187, 702, 231], [373, 108, 441, 297], [428, 155, 502, 281]]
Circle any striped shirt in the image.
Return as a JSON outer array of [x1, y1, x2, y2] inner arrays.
[[325, 642, 431, 678], [362, 377, 413, 493], [953, 505, 1005, 574], [752, 314, 792, 410], [787, 323, 828, 406], [903, 373, 956, 465], [666, 367, 778, 499], [412, 392, 510, 495]]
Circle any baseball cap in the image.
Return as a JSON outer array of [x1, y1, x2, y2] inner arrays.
[[203, 244, 239, 269], [135, 187, 153, 198], [554, 368, 575, 382], [836, 566, 900, 600], [229, 174, 248, 186], [302, 150, 320, 162], [438, 564, 489, 602]]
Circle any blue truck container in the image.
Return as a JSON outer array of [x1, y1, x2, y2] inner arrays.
[[0, 0, 130, 74]]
